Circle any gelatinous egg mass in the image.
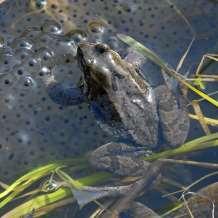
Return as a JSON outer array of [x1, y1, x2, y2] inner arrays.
[[0, 0, 217, 183]]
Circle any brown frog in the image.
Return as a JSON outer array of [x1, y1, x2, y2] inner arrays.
[[76, 42, 190, 176]]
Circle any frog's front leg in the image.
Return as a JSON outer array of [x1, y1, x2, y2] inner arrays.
[[155, 85, 190, 148], [88, 142, 150, 176]]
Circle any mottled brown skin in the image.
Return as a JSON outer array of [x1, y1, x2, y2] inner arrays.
[[155, 85, 190, 147], [77, 42, 159, 147], [88, 142, 150, 176], [77, 42, 190, 176]]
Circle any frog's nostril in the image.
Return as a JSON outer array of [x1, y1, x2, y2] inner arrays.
[[95, 43, 110, 54]]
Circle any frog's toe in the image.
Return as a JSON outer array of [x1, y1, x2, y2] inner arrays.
[[47, 82, 84, 106]]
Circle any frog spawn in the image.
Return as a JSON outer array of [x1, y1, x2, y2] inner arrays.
[[0, 4, 115, 182]]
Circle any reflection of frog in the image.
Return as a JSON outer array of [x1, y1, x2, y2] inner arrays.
[[76, 42, 190, 176]]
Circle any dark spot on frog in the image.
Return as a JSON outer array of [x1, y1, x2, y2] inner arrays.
[[113, 71, 125, 79], [111, 71, 126, 91], [95, 43, 110, 54], [111, 75, 119, 91]]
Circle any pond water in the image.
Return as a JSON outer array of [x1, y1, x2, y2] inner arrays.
[[0, 0, 217, 217]]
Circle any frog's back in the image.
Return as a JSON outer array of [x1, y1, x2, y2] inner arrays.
[[107, 72, 159, 147], [77, 42, 159, 147]]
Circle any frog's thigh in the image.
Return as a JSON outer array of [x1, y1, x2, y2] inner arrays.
[[89, 142, 149, 176], [89, 142, 137, 160], [98, 155, 147, 176], [155, 85, 189, 147]]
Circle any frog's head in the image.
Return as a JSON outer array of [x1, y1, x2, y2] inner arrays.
[[77, 42, 125, 90]]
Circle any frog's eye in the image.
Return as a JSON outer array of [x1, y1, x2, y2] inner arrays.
[[35, 0, 47, 9], [95, 43, 110, 54]]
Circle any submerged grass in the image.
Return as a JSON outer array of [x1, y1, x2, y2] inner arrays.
[[2, 172, 111, 218], [0, 158, 111, 217], [161, 171, 218, 217], [0, 158, 87, 208], [144, 132, 218, 161], [2, 133, 218, 217], [0, 163, 64, 208]]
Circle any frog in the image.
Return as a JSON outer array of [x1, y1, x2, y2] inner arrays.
[[76, 42, 190, 176]]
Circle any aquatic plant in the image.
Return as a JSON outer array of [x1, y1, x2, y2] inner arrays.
[[144, 132, 218, 161], [1, 131, 218, 217]]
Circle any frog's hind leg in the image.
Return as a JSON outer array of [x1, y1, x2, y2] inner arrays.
[[155, 85, 190, 148], [88, 142, 150, 176]]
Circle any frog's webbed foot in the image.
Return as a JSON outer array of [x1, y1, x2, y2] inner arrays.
[[155, 85, 190, 148], [47, 81, 85, 106], [88, 142, 150, 176]]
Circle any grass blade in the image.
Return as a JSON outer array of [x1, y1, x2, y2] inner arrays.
[[144, 133, 218, 161], [0, 163, 63, 200], [2, 172, 111, 218], [56, 168, 84, 189]]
